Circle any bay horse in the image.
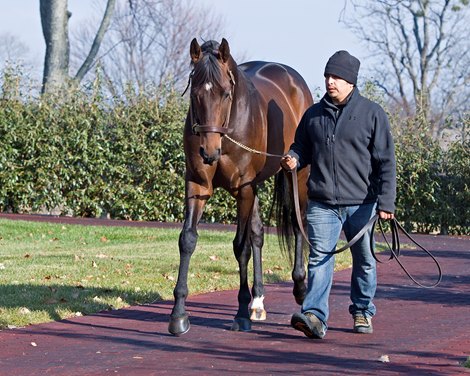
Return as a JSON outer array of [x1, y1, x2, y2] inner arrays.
[[168, 38, 313, 336]]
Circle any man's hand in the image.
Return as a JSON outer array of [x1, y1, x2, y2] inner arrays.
[[378, 210, 394, 220], [281, 155, 297, 171]]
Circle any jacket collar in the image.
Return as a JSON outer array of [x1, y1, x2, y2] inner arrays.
[[321, 87, 358, 121], [322, 87, 357, 110]]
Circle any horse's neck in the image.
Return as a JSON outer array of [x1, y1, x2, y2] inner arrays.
[[233, 69, 258, 108]]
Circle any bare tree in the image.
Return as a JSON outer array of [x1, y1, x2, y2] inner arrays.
[[341, 0, 470, 136], [0, 33, 30, 64], [40, 0, 116, 94], [70, 0, 226, 94]]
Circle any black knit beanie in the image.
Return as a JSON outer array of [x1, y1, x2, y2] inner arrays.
[[324, 50, 360, 85]]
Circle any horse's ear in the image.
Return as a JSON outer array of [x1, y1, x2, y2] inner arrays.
[[190, 38, 202, 64], [219, 38, 231, 63]]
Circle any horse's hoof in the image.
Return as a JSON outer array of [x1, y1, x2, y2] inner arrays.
[[293, 285, 306, 305], [231, 317, 252, 332], [295, 295, 305, 305], [250, 308, 267, 321], [168, 315, 190, 336]]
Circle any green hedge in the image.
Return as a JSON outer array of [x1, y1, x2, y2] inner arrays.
[[0, 68, 468, 234], [392, 116, 469, 235], [0, 70, 188, 221]]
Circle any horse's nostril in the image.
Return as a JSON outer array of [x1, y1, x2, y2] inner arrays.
[[199, 147, 221, 165]]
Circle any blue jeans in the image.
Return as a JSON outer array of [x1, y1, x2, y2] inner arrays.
[[301, 200, 377, 332]]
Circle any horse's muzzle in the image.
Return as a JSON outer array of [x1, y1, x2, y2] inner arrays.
[[199, 147, 221, 165]]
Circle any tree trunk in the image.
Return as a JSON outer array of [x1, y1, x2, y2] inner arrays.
[[74, 0, 117, 83], [40, 0, 71, 94]]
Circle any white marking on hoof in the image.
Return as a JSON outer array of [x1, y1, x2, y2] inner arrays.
[[250, 308, 267, 321], [250, 296, 266, 321], [251, 296, 265, 310]]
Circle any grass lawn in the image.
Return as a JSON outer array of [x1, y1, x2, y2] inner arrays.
[[0, 218, 358, 329]]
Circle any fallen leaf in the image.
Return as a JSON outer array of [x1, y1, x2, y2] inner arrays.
[[19, 307, 31, 315], [209, 255, 219, 261], [100, 236, 108, 242], [379, 354, 390, 363], [92, 260, 97, 268]]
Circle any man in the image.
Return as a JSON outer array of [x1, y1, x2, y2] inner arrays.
[[281, 50, 396, 339]]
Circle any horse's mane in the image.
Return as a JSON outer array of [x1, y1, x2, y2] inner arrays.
[[191, 40, 227, 89]]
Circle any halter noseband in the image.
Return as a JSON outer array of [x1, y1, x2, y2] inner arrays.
[[188, 69, 236, 136]]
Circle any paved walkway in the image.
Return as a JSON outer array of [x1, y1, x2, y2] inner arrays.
[[0, 214, 469, 375]]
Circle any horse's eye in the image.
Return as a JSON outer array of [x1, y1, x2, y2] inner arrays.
[[223, 91, 232, 100], [192, 95, 201, 104]]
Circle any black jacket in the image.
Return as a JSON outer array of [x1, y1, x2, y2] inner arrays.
[[288, 88, 396, 213]]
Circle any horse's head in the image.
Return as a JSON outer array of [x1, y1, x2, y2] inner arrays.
[[188, 38, 236, 165]]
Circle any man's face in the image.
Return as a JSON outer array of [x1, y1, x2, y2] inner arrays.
[[324, 74, 354, 104]]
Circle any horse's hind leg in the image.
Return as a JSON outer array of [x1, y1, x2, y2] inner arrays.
[[292, 224, 307, 305], [292, 168, 308, 305], [250, 196, 267, 321]]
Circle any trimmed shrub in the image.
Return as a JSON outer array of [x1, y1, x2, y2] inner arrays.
[[0, 68, 468, 234]]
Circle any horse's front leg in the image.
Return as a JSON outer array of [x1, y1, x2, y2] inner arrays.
[[168, 194, 207, 336], [231, 187, 257, 332], [249, 195, 267, 321]]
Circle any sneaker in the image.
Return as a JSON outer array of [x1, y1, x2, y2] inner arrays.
[[291, 312, 325, 339], [353, 314, 373, 334]]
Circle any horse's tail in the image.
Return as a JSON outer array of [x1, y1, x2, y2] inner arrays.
[[271, 171, 296, 261]]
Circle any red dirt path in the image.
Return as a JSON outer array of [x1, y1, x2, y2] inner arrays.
[[0, 213, 469, 375]]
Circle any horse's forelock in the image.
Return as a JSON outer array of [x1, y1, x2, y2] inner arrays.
[[201, 40, 220, 53], [192, 52, 224, 89]]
